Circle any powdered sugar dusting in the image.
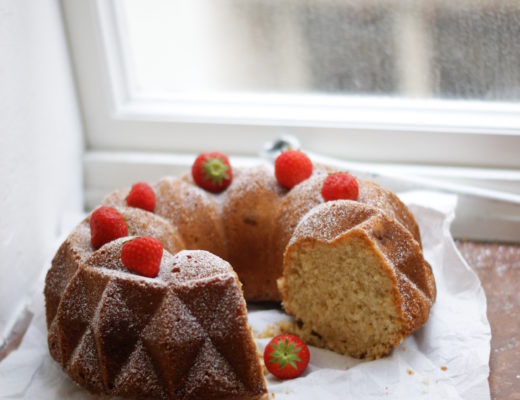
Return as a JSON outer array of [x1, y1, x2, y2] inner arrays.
[[225, 164, 285, 200], [120, 207, 186, 255], [358, 179, 421, 243], [46, 163, 431, 399], [49, 236, 267, 398], [289, 200, 380, 245]]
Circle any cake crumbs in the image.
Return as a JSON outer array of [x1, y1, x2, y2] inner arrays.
[[255, 321, 294, 339], [441, 365, 448, 371], [407, 368, 415, 375]]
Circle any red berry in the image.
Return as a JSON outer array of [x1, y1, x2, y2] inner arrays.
[[321, 172, 359, 202], [192, 152, 233, 193], [264, 334, 310, 379], [90, 206, 128, 249], [121, 237, 163, 278], [275, 150, 313, 189], [126, 182, 156, 212]]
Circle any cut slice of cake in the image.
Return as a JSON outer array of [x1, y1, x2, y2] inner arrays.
[[278, 200, 436, 360]]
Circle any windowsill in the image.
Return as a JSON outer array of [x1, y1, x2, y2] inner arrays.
[[84, 150, 520, 242]]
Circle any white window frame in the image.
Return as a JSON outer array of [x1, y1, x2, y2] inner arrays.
[[63, 0, 520, 164], [61, 0, 520, 242]]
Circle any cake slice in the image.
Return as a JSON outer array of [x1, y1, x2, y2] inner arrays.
[[279, 200, 436, 360]]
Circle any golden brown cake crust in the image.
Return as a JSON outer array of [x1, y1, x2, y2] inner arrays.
[[357, 179, 422, 244], [46, 162, 436, 396], [44, 207, 185, 331], [48, 241, 267, 399], [101, 164, 423, 302], [220, 167, 285, 301]]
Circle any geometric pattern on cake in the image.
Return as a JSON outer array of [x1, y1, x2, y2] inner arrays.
[[46, 239, 267, 399], [45, 163, 436, 393]]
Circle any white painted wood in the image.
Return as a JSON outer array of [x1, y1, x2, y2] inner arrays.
[[0, 0, 83, 343], [62, 0, 520, 168]]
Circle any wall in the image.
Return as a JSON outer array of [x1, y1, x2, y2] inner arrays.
[[0, 0, 83, 340]]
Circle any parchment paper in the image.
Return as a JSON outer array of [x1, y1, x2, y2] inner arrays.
[[0, 191, 491, 399]]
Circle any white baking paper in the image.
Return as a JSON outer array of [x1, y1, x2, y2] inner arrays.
[[0, 191, 491, 400]]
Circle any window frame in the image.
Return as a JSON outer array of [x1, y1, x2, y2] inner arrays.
[[62, 0, 520, 166]]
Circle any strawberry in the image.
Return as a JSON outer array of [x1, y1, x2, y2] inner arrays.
[[126, 182, 156, 212], [121, 237, 163, 278], [192, 152, 233, 193], [274, 150, 313, 189], [321, 172, 359, 202], [90, 206, 128, 249], [263, 334, 310, 379]]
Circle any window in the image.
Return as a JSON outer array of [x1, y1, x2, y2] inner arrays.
[[120, 0, 520, 102], [62, 0, 520, 241]]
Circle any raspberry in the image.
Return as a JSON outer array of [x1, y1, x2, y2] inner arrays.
[[90, 206, 128, 249], [321, 172, 359, 202], [126, 182, 156, 212], [274, 150, 313, 189], [121, 237, 163, 278], [192, 152, 233, 193]]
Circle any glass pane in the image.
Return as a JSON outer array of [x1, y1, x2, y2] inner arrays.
[[118, 0, 520, 101]]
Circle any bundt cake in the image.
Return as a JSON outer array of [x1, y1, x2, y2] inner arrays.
[[102, 164, 424, 302], [46, 232, 267, 398], [45, 151, 436, 397]]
